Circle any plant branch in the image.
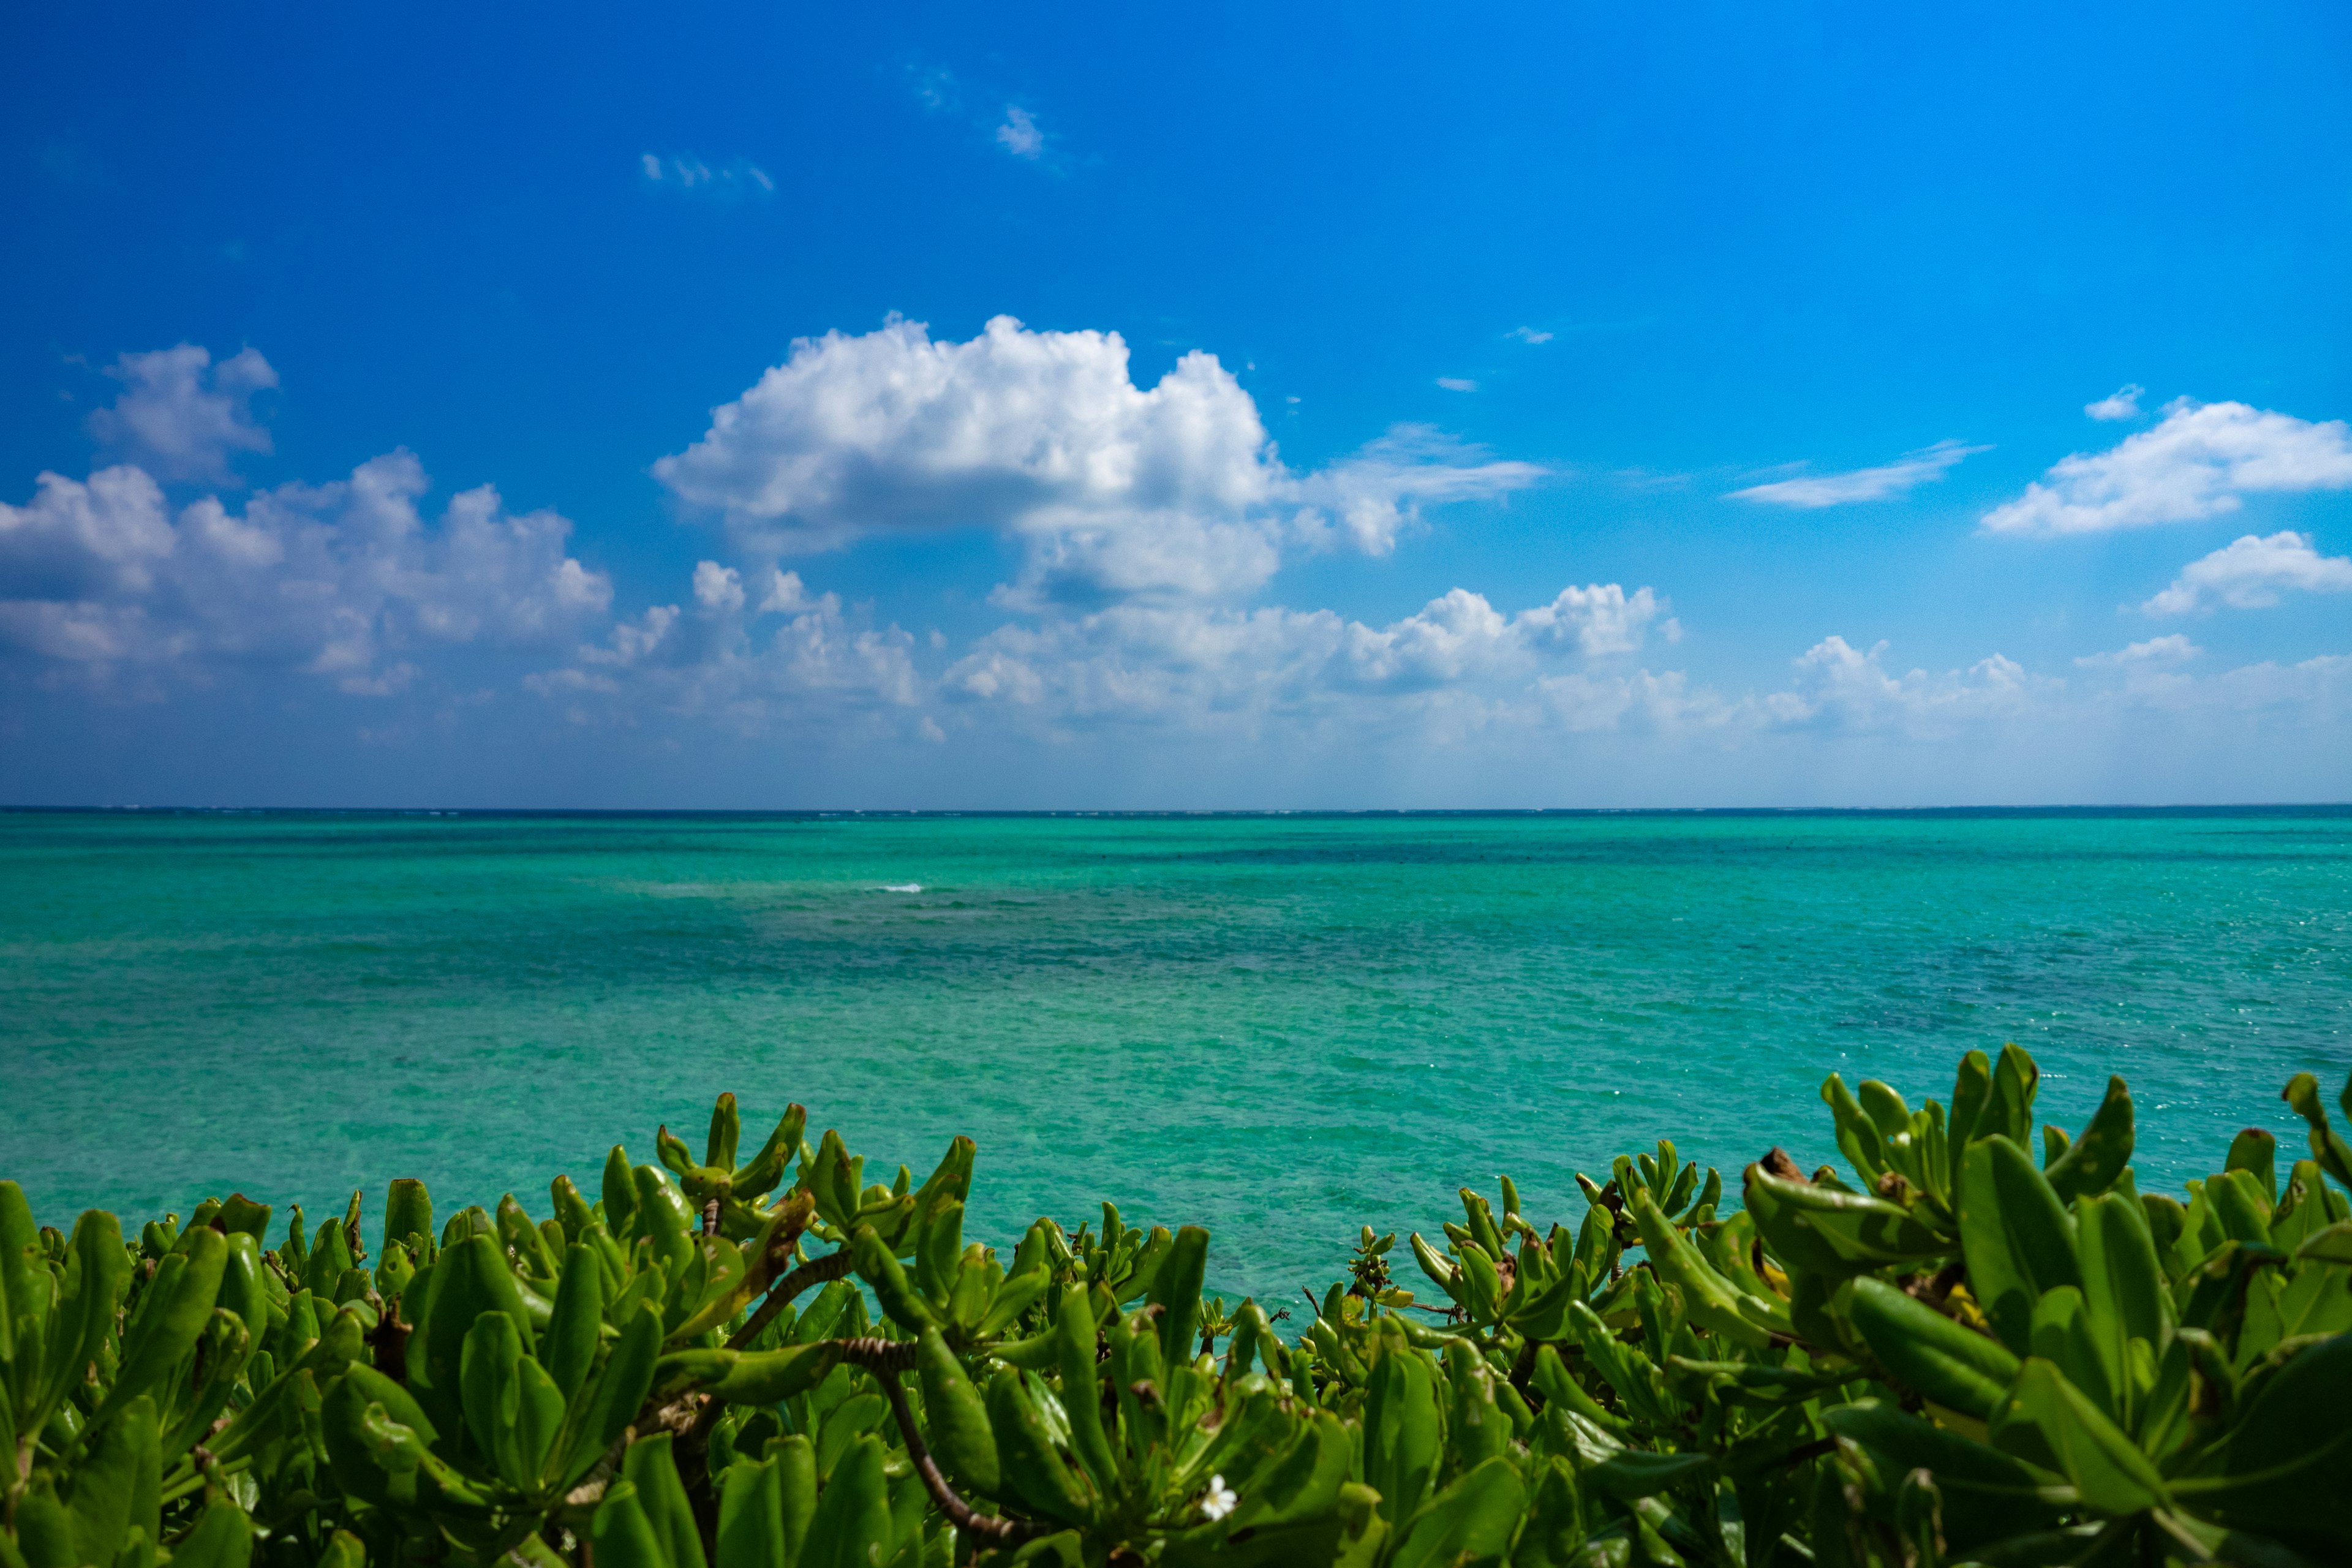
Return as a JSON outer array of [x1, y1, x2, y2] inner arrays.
[[725, 1247, 851, 1351], [847, 1351, 1049, 1546]]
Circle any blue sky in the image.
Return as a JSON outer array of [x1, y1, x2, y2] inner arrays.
[[4, 1, 2349, 806]]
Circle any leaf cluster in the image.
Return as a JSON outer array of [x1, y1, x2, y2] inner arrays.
[[3, 1054, 2348, 1568]]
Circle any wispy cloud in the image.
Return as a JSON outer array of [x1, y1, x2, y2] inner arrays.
[[1982, 398, 2352, 535], [1506, 326, 1553, 345], [2143, 530, 2352, 614], [994, 107, 1044, 159], [2076, 635, 2199, 669], [1727, 440, 1984, 508], [640, 154, 774, 195], [1436, 377, 1478, 393], [2084, 383, 2144, 421]]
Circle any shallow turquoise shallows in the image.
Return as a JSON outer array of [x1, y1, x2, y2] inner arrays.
[[2, 809, 2346, 1302]]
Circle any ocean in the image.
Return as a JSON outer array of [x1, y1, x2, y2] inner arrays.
[[2, 808, 2346, 1303]]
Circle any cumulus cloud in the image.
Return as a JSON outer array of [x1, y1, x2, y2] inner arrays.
[[2085, 384, 2144, 421], [1982, 399, 2352, 535], [2143, 531, 2352, 614], [653, 315, 1544, 601], [1765, 636, 2043, 735], [86, 345, 277, 483], [941, 579, 1675, 731], [528, 564, 920, 735], [995, 107, 1044, 159], [1727, 440, 1983, 508], [0, 448, 609, 693]]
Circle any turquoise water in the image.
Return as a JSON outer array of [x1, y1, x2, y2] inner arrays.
[[2, 809, 2347, 1302]]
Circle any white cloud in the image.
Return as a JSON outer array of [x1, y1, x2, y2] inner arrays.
[[1290, 425, 1546, 557], [1507, 327, 1553, 345], [2075, 634, 2199, 669], [1727, 440, 1984, 508], [2143, 530, 2352, 614], [653, 316, 1544, 600], [0, 446, 609, 693], [85, 345, 277, 484], [1766, 636, 2044, 735], [995, 107, 1043, 159], [1982, 399, 2352, 535], [641, 154, 774, 194], [529, 564, 920, 735], [693, 560, 745, 612], [2085, 384, 2144, 421], [942, 580, 1674, 732], [1436, 377, 1479, 393]]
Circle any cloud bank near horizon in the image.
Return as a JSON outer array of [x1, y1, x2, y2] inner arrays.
[[4, 330, 2349, 802]]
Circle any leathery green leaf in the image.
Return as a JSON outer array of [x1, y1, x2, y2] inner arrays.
[[1844, 1276, 2019, 1420], [1387, 1455, 1526, 1568], [1958, 1136, 2080, 1357], [2043, 1076, 2135, 1203], [799, 1434, 893, 1568], [622, 1434, 708, 1568], [715, 1457, 785, 1568], [1989, 1358, 2170, 1517], [591, 1482, 671, 1568]]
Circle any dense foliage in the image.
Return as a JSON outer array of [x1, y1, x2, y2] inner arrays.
[[4, 1047, 2350, 1568]]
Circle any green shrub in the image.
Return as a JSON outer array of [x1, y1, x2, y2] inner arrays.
[[3, 1047, 2349, 1567]]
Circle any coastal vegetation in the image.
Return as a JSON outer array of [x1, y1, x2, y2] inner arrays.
[[2, 1049, 2348, 1568]]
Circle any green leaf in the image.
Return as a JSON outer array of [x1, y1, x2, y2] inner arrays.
[[1053, 1283, 1118, 1494], [1822, 1400, 2065, 1553], [545, 1242, 605, 1403], [64, 1394, 158, 1567], [623, 1433, 709, 1568], [2043, 1077, 2136, 1203], [2282, 1072, 2352, 1189], [460, 1310, 565, 1489], [984, 1366, 1095, 1527], [1149, 1225, 1210, 1374], [2027, 1286, 2117, 1423], [2174, 1329, 2352, 1556], [1844, 1276, 2021, 1420], [1626, 1188, 1772, 1349], [592, 1481, 673, 1568], [657, 1340, 843, 1406], [1588, 1450, 1711, 1501], [1387, 1454, 1526, 1568], [715, 1457, 785, 1568], [2226, 1129, 2280, 1204], [798, 1434, 894, 1568], [165, 1502, 252, 1568], [916, 1327, 998, 1496], [2209, 1169, 2275, 1246], [1989, 1358, 2171, 1517], [1958, 1136, 2081, 1357], [101, 1220, 209, 1423], [1361, 1343, 1441, 1525], [550, 1300, 663, 1490], [2076, 1189, 2171, 1414]]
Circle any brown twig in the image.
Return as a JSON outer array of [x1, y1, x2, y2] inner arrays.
[[725, 1249, 855, 1351], [847, 1350, 1049, 1546]]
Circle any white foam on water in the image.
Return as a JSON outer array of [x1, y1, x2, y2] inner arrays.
[[881, 883, 923, 893]]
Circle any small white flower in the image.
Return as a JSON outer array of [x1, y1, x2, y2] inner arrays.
[[1200, 1474, 1238, 1521]]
